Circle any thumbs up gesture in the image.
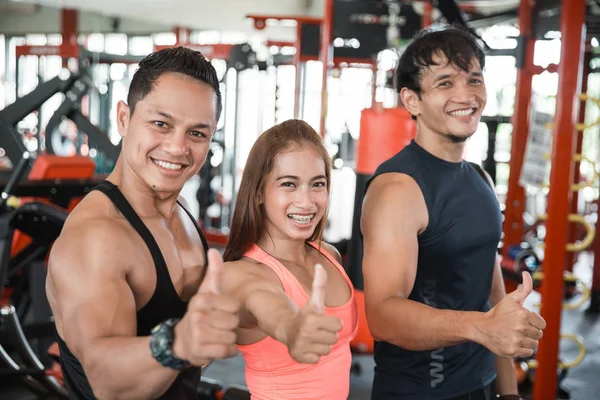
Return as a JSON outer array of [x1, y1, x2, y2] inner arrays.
[[281, 264, 344, 364], [481, 272, 547, 358], [172, 249, 241, 366]]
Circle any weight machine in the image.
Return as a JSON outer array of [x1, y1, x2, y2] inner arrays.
[[0, 67, 121, 170]]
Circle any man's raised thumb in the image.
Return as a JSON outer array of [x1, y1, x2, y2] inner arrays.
[[198, 248, 223, 295], [508, 271, 533, 305]]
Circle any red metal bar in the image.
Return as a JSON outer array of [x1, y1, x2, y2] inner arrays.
[[502, 0, 536, 293], [422, 0, 433, 28], [61, 9, 77, 48], [202, 228, 229, 247], [61, 8, 78, 67], [299, 54, 375, 66], [533, 0, 586, 398], [15, 9, 79, 59], [246, 14, 323, 25], [173, 26, 191, 45], [530, 63, 559, 75], [591, 198, 600, 303], [319, 0, 334, 138], [265, 40, 295, 48], [593, 198, 600, 285], [245, 14, 323, 120], [15, 45, 71, 58], [565, 49, 591, 273], [153, 43, 234, 60]]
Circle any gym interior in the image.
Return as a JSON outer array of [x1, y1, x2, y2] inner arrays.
[[0, 0, 599, 399]]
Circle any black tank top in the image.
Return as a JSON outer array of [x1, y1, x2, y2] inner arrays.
[[57, 180, 209, 400], [366, 140, 501, 400]]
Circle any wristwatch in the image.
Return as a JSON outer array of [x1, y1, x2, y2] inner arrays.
[[150, 318, 190, 370]]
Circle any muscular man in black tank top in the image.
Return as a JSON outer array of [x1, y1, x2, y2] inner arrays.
[[45, 47, 240, 400], [360, 25, 547, 400]]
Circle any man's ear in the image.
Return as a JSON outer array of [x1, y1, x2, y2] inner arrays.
[[116, 101, 131, 138], [399, 88, 421, 119]]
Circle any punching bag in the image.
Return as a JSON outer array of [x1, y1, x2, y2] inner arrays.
[[346, 105, 416, 289]]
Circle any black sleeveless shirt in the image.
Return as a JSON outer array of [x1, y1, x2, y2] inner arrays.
[[56, 181, 209, 399], [366, 140, 501, 400]]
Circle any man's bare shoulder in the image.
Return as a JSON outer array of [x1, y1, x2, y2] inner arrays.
[[362, 172, 428, 235], [50, 192, 134, 276], [366, 172, 420, 199]]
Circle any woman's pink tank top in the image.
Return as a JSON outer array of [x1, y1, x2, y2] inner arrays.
[[237, 242, 358, 400]]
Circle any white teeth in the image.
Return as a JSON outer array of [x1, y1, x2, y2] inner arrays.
[[449, 108, 474, 117], [287, 214, 315, 224], [154, 160, 183, 170]]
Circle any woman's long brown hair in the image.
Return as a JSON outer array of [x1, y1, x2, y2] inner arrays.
[[223, 119, 332, 262]]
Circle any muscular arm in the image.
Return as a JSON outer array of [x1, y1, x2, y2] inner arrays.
[[222, 261, 298, 344], [46, 222, 179, 400], [361, 174, 486, 351]]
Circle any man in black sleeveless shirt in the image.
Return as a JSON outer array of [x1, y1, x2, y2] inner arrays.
[[45, 47, 240, 399], [361, 25, 546, 400]]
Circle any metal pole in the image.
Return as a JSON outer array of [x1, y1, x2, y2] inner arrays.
[[565, 49, 591, 272], [502, 0, 536, 293], [422, 0, 432, 27], [293, 23, 303, 119], [589, 197, 600, 313], [319, 0, 333, 137], [533, 0, 586, 398]]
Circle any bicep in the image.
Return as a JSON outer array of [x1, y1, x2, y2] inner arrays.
[[48, 233, 137, 364], [360, 175, 427, 308]]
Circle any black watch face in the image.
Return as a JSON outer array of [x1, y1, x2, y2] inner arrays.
[[150, 319, 188, 370], [157, 334, 170, 350]]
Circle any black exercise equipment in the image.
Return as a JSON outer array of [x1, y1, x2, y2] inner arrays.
[[44, 73, 121, 164], [195, 376, 251, 400], [0, 151, 69, 398], [0, 73, 75, 166], [0, 178, 98, 210], [222, 386, 251, 400], [229, 43, 257, 72], [0, 68, 121, 168], [197, 377, 225, 399]]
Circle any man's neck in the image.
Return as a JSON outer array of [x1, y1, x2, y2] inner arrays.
[[414, 129, 466, 163], [107, 158, 180, 220]]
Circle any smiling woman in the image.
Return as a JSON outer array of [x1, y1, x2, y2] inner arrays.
[[221, 119, 358, 400]]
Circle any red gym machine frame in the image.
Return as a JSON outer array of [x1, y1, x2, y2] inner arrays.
[[502, 0, 590, 397], [499, 0, 590, 397], [247, 0, 378, 138], [153, 26, 237, 60], [533, 1, 586, 398]]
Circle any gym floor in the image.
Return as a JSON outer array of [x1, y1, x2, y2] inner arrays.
[[2, 255, 598, 400]]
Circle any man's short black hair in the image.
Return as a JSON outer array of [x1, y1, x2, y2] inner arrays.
[[127, 46, 222, 121], [396, 24, 486, 96]]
